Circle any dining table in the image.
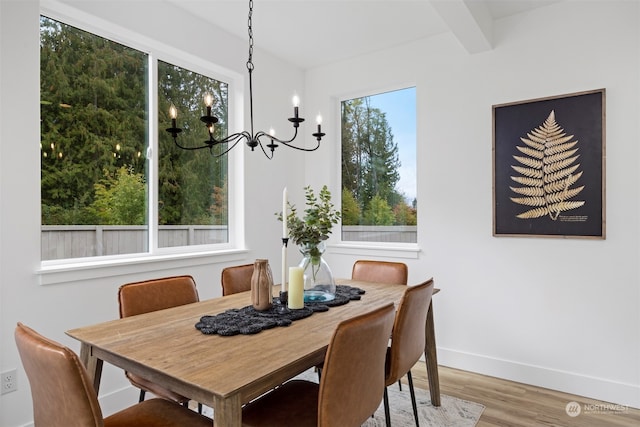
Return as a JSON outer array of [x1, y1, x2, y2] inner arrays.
[[66, 279, 440, 427]]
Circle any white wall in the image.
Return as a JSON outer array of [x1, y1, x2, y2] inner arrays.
[[0, 1, 306, 426], [1, 1, 639, 426], [308, 0, 640, 409]]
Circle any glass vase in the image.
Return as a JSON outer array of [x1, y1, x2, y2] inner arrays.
[[298, 242, 336, 302]]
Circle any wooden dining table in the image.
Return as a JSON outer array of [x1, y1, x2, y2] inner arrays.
[[67, 279, 440, 427]]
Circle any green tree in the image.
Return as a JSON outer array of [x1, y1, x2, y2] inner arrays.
[[363, 195, 395, 225], [341, 96, 402, 225], [341, 188, 361, 225], [157, 60, 228, 225], [393, 201, 417, 225], [90, 166, 146, 225], [40, 16, 147, 225]]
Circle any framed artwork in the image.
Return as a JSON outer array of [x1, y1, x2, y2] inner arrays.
[[492, 89, 605, 239]]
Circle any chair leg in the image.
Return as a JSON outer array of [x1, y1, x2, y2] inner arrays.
[[398, 379, 403, 391], [198, 403, 203, 414], [138, 389, 146, 403], [407, 370, 420, 427], [383, 387, 391, 427], [182, 401, 188, 408]]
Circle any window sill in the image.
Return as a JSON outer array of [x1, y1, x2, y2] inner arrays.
[[328, 242, 420, 259], [37, 249, 248, 286]]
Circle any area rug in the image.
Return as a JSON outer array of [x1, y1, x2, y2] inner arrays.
[[295, 369, 485, 427]]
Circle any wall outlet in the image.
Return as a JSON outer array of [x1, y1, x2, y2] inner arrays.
[[1, 369, 18, 394]]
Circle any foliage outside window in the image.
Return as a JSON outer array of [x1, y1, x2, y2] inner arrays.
[[341, 88, 417, 243], [40, 16, 230, 260]]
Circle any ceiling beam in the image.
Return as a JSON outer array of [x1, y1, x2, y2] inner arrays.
[[429, 0, 493, 53]]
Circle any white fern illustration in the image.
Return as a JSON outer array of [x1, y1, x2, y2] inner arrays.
[[510, 111, 585, 220]]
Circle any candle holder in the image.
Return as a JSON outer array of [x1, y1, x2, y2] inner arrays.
[[275, 291, 290, 314], [276, 237, 291, 314]]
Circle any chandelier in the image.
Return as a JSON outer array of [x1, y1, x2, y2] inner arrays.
[[165, 0, 325, 159]]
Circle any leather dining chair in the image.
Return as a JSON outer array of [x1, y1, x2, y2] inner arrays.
[[242, 303, 396, 427], [383, 278, 435, 427], [14, 322, 212, 427], [351, 260, 408, 286], [221, 263, 254, 296], [118, 275, 201, 411]]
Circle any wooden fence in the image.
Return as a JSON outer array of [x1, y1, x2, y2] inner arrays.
[[41, 225, 417, 260]]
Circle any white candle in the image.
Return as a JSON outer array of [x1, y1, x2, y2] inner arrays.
[[288, 267, 304, 309], [282, 187, 288, 238], [281, 244, 287, 293]]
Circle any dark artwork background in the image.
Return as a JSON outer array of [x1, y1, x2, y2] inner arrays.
[[493, 90, 604, 238]]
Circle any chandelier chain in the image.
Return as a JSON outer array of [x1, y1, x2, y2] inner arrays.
[[247, 0, 254, 71]]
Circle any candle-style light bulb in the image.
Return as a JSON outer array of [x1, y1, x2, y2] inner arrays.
[[204, 92, 214, 117], [316, 114, 323, 133], [292, 94, 300, 119], [204, 92, 214, 107], [269, 127, 276, 137], [169, 104, 178, 128]]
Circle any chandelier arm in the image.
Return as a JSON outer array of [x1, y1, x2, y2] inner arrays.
[[209, 138, 243, 158], [278, 139, 322, 152]]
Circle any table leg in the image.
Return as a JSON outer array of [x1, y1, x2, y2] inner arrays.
[[213, 394, 242, 427], [79, 343, 103, 394], [425, 299, 441, 406]]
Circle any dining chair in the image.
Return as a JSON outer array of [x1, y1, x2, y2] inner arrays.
[[14, 322, 212, 427], [241, 303, 396, 427], [383, 278, 435, 427], [221, 263, 254, 296], [351, 260, 408, 286], [118, 275, 201, 411]]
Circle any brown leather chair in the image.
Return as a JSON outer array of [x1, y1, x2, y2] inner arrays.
[[242, 303, 395, 427], [14, 322, 212, 427], [351, 260, 408, 285], [118, 275, 199, 408], [221, 263, 254, 296], [383, 278, 435, 427]]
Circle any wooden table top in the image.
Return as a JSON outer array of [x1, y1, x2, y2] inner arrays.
[[66, 279, 408, 410]]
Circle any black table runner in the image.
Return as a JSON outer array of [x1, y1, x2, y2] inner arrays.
[[195, 285, 365, 336]]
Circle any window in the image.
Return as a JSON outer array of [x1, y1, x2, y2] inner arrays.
[[341, 87, 417, 243], [157, 61, 229, 248], [40, 16, 230, 261]]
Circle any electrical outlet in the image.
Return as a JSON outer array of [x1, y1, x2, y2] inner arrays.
[[1, 369, 18, 394]]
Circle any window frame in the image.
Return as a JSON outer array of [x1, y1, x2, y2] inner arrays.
[[38, 1, 247, 284], [333, 84, 420, 259]]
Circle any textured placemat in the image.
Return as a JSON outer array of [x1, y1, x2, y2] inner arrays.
[[195, 285, 364, 337]]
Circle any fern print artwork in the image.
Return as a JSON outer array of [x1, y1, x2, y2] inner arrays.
[[510, 110, 585, 220], [493, 89, 604, 238]]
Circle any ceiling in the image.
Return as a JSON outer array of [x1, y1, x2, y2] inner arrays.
[[166, 0, 561, 69]]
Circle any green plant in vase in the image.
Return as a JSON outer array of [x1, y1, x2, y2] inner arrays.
[[277, 185, 340, 300]]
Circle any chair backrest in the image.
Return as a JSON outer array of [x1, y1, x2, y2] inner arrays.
[[15, 322, 104, 427], [318, 303, 395, 427], [221, 263, 254, 296], [118, 275, 199, 318], [386, 278, 435, 385], [351, 260, 408, 285]]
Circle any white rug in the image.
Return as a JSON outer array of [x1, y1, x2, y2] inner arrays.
[[200, 370, 484, 426], [296, 369, 485, 427]]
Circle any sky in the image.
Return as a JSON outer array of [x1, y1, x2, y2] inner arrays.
[[366, 87, 417, 204]]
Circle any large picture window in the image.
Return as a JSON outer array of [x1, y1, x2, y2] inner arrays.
[[341, 87, 417, 243], [40, 16, 230, 261]]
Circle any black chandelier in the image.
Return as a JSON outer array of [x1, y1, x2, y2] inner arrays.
[[165, 0, 325, 159]]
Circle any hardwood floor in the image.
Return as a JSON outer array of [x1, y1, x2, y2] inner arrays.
[[410, 363, 640, 427]]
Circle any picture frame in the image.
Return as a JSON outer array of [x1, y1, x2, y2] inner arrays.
[[492, 89, 605, 239]]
